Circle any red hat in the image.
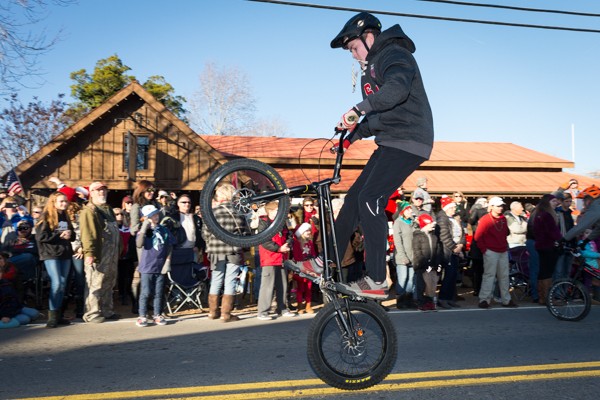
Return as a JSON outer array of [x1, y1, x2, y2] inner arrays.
[[418, 214, 434, 229], [58, 186, 78, 203], [440, 195, 454, 210]]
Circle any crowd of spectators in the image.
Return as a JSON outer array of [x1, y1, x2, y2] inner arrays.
[[1, 175, 600, 328]]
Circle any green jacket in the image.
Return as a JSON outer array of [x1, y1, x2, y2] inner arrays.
[[79, 202, 119, 262]]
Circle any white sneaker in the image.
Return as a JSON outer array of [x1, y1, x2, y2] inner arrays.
[[257, 313, 273, 321], [280, 309, 297, 317], [136, 317, 148, 327]]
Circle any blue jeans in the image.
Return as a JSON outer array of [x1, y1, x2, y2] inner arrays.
[[139, 273, 165, 317], [209, 260, 240, 296], [71, 256, 86, 299], [553, 252, 574, 282], [44, 259, 72, 311], [395, 264, 415, 296], [10, 253, 38, 282], [526, 239, 540, 300]]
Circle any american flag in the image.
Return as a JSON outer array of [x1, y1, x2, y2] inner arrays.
[[5, 169, 23, 194]]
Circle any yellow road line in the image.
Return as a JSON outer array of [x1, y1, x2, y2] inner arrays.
[[17, 361, 600, 400]]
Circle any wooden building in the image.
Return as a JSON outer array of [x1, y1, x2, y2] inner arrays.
[[10, 82, 600, 207]]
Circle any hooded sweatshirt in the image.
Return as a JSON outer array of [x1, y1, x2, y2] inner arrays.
[[351, 25, 434, 160]]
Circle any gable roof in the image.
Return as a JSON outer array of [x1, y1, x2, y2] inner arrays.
[[15, 82, 227, 189], [200, 135, 598, 197]]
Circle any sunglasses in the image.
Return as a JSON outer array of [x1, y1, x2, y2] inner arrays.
[[114, 213, 122, 216], [179, 201, 191, 204], [18, 227, 31, 231], [304, 204, 314, 207], [32, 211, 41, 214], [145, 188, 156, 193]]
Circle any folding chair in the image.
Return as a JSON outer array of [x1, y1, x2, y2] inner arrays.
[[163, 261, 208, 315]]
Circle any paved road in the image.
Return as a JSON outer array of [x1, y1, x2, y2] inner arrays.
[[2, 304, 599, 400]]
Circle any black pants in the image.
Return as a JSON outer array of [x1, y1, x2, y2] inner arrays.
[[538, 248, 559, 280], [335, 146, 426, 282]]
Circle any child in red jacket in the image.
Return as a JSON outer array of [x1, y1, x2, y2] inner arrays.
[[292, 223, 317, 314], [256, 202, 295, 321]]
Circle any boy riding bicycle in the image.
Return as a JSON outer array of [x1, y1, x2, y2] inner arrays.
[[285, 12, 434, 299]]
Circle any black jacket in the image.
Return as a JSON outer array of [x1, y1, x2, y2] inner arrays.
[[412, 229, 444, 272], [35, 212, 75, 261], [351, 25, 434, 160]]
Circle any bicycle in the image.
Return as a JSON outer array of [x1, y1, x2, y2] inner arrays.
[[547, 245, 599, 321], [199, 129, 398, 390]]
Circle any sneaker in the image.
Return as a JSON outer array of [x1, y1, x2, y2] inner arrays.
[[257, 313, 273, 321], [280, 309, 297, 317], [478, 301, 490, 309], [136, 317, 149, 327], [153, 315, 167, 326], [284, 258, 323, 277], [105, 313, 121, 321], [502, 300, 519, 308], [335, 276, 389, 300]]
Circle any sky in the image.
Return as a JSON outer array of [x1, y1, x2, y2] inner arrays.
[[7, 0, 600, 176]]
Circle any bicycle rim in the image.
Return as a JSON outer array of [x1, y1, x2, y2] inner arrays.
[[547, 279, 591, 321], [307, 300, 397, 390], [200, 159, 290, 248]]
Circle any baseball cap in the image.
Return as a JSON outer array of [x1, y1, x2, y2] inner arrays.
[[89, 182, 107, 191], [489, 197, 505, 207], [157, 190, 169, 198], [141, 205, 160, 218]]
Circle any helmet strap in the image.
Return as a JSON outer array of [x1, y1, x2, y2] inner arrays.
[[360, 35, 371, 53]]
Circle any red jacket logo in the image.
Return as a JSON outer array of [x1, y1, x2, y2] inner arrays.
[[363, 83, 379, 96]]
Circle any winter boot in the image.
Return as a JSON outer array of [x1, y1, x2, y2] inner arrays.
[[57, 310, 72, 325], [305, 302, 315, 314], [221, 294, 240, 322], [208, 294, 221, 320], [46, 310, 58, 328], [538, 279, 551, 305]]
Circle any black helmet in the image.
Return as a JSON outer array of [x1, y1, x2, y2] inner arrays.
[[330, 12, 382, 49]]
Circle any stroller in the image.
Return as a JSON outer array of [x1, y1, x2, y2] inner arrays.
[[163, 247, 208, 315], [508, 246, 530, 300]]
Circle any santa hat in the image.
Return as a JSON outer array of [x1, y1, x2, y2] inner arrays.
[[295, 222, 312, 238], [418, 214, 434, 229], [440, 195, 454, 210], [76, 186, 89, 199], [58, 186, 78, 203]]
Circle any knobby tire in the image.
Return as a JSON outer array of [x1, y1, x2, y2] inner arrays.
[[200, 159, 290, 248], [307, 300, 398, 390]]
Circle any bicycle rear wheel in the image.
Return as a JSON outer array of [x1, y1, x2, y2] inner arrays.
[[307, 300, 397, 390], [200, 159, 290, 248], [547, 279, 591, 321]]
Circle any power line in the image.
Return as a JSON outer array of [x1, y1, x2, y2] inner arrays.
[[247, 0, 600, 33], [416, 0, 600, 18]]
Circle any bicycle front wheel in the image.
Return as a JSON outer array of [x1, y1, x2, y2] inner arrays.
[[307, 300, 398, 390], [200, 159, 290, 248], [547, 279, 591, 321]]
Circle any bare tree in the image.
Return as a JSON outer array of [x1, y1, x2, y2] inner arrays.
[[0, 92, 71, 173], [188, 62, 257, 135], [246, 116, 290, 137], [0, 0, 74, 94]]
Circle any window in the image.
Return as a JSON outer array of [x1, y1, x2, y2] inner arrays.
[[124, 133, 150, 171]]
